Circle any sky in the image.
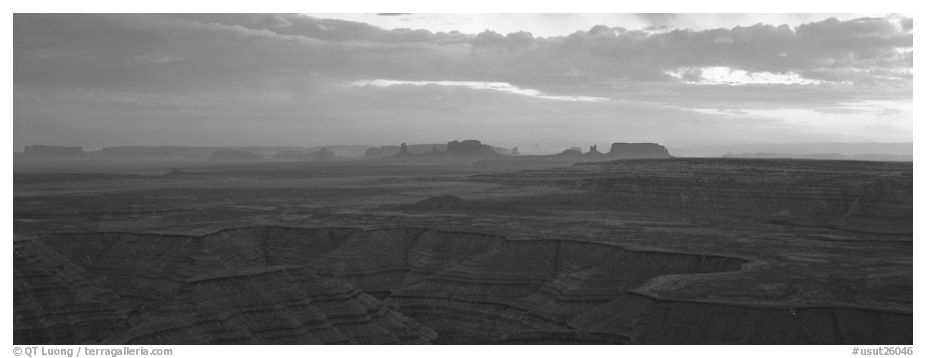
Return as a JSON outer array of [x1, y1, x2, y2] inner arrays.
[[13, 13, 913, 151]]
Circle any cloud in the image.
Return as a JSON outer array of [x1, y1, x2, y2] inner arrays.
[[350, 79, 608, 102], [666, 66, 825, 86], [14, 14, 911, 94], [13, 14, 913, 148]]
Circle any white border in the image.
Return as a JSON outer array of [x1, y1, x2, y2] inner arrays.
[[5, 3, 920, 357]]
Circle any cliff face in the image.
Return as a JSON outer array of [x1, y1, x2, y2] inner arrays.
[[16, 228, 441, 344], [105, 266, 436, 344], [15, 226, 911, 344], [14, 237, 129, 344], [383, 239, 746, 343]]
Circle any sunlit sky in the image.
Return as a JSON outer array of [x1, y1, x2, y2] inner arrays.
[[14, 13, 913, 150], [313, 13, 886, 37]]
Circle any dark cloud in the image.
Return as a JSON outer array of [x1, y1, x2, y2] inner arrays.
[[15, 14, 911, 92], [471, 30, 536, 51], [901, 17, 913, 32], [13, 14, 913, 148]]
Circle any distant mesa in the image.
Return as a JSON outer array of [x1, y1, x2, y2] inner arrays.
[[607, 142, 672, 159], [21, 145, 85, 160], [364, 143, 447, 159], [274, 150, 307, 160], [491, 145, 519, 156], [398, 143, 411, 156], [17, 142, 913, 164], [274, 147, 337, 161], [365, 141, 518, 160], [445, 140, 499, 157], [556, 147, 584, 158], [372, 140, 507, 162], [316, 147, 335, 160], [364, 145, 399, 159], [101, 146, 216, 160], [317, 145, 375, 158], [545, 143, 671, 161], [210, 149, 261, 161], [586, 144, 604, 157], [97, 146, 310, 161], [414, 195, 466, 210], [387, 142, 419, 159], [16, 145, 372, 162], [15, 141, 672, 164]]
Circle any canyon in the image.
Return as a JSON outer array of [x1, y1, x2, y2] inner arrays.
[[14, 157, 912, 344]]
